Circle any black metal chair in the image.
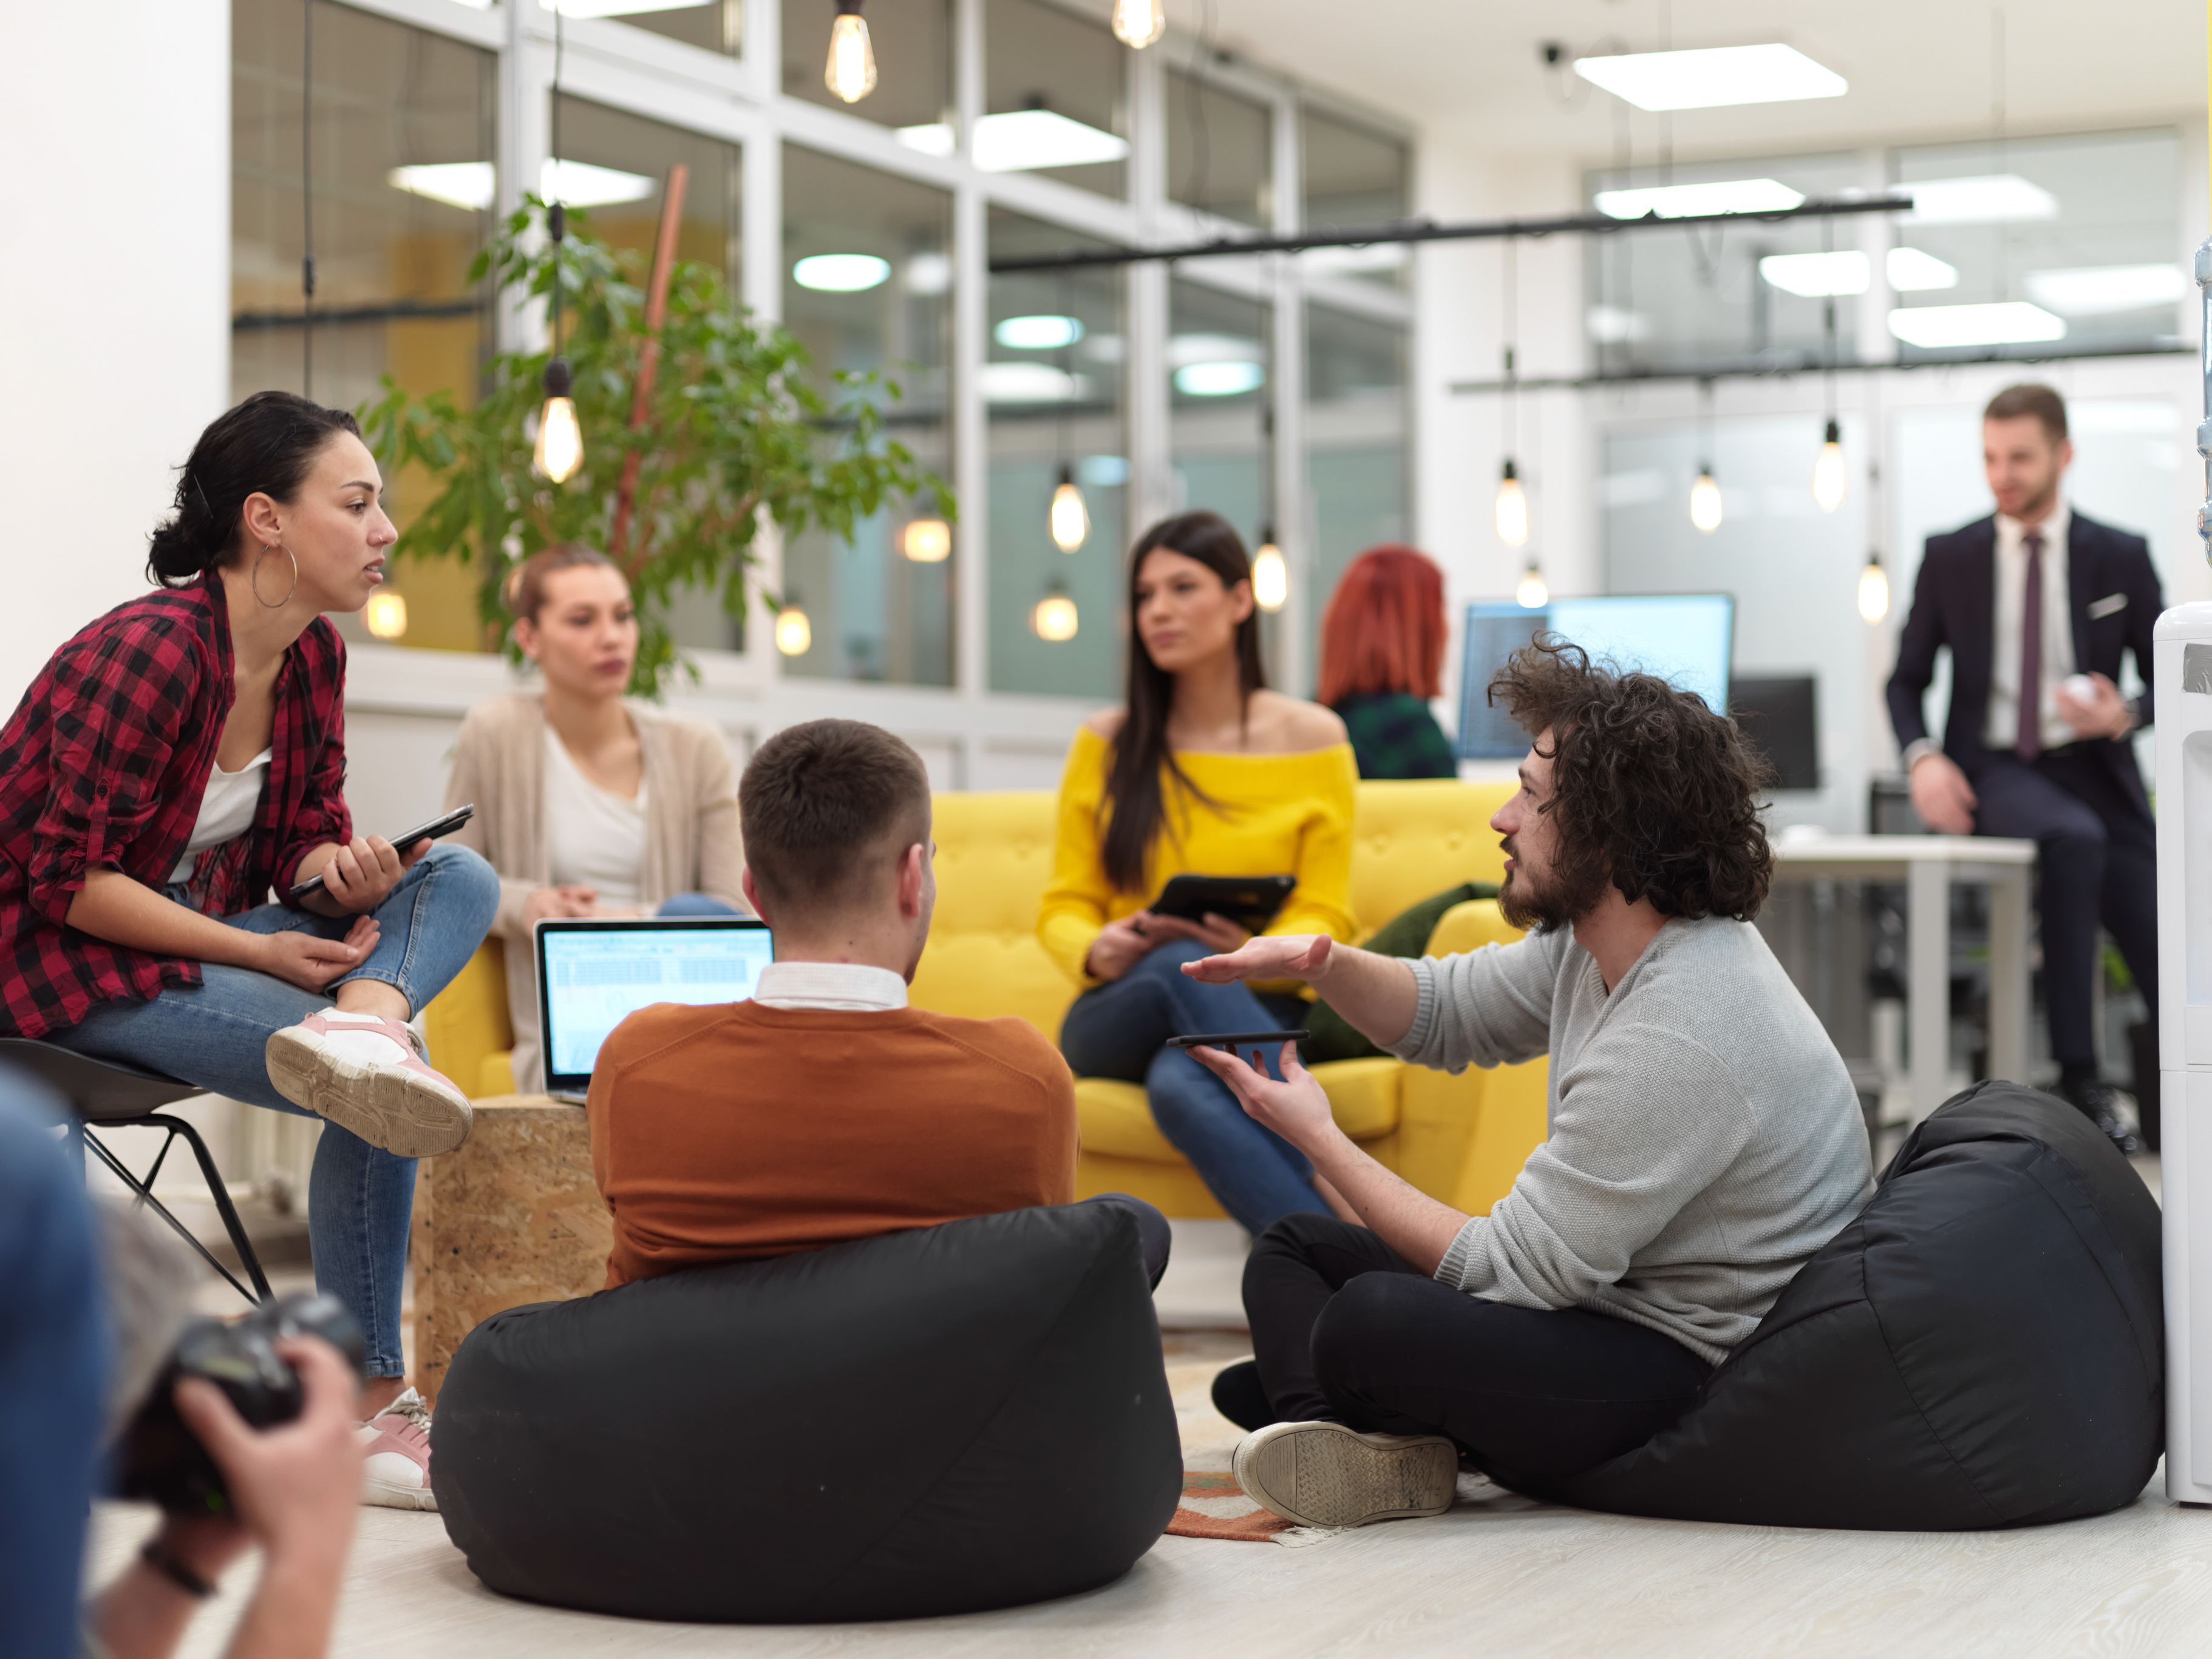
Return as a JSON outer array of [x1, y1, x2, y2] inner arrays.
[[0, 1040, 270, 1304]]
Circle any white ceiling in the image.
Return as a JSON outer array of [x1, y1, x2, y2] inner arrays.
[[1174, 0, 2207, 165]]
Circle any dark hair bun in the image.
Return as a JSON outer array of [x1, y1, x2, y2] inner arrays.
[[148, 391, 363, 588]]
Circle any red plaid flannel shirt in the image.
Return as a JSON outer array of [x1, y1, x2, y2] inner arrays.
[[0, 578, 353, 1039]]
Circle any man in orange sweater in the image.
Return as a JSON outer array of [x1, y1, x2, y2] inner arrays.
[[587, 718, 1167, 1289]]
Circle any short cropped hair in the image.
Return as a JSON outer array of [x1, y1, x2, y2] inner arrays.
[[739, 719, 932, 916], [1488, 637, 1775, 922], [1984, 383, 2068, 443]]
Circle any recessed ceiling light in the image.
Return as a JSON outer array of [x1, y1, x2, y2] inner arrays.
[[1586, 307, 1650, 344], [548, 0, 714, 14], [1901, 174, 2059, 224], [1175, 361, 1266, 397], [2025, 263, 2188, 317], [897, 110, 1131, 174], [389, 159, 659, 213], [1573, 44, 1846, 112], [905, 251, 953, 294], [1887, 301, 2066, 349], [792, 253, 891, 293], [1758, 249, 1868, 297], [1887, 246, 1959, 291], [995, 314, 1086, 350], [1594, 178, 1805, 220], [1166, 332, 1264, 368], [981, 362, 1085, 403]]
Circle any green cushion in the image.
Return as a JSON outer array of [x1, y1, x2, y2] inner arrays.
[[1299, 881, 1499, 1065]]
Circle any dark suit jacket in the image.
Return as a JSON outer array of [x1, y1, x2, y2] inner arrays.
[[1884, 509, 2162, 813]]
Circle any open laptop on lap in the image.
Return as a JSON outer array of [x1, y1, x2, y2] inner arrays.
[[536, 916, 775, 1104]]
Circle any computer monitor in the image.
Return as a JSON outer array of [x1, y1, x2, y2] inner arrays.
[[1729, 674, 1821, 792], [535, 917, 775, 1098], [1457, 594, 1736, 761]]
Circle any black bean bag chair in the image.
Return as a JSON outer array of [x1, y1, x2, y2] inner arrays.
[[432, 1203, 1182, 1621], [1539, 1080, 2162, 1530]]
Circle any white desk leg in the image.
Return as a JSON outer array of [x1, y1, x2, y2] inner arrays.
[[1987, 867, 2031, 1088], [1908, 858, 1949, 1125]]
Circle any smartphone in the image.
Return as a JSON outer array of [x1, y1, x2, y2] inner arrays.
[[287, 804, 475, 902], [1165, 1029, 1311, 1050]]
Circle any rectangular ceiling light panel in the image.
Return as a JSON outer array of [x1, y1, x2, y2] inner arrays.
[[1760, 247, 1961, 297], [2024, 263, 2188, 317], [1573, 44, 1846, 112], [1887, 301, 2066, 348], [1595, 178, 1805, 220], [389, 160, 657, 212], [898, 111, 1129, 173], [1902, 174, 2060, 224], [550, 0, 715, 16]]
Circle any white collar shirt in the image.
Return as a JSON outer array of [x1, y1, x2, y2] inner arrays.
[[1984, 500, 2076, 753], [751, 960, 909, 1013]]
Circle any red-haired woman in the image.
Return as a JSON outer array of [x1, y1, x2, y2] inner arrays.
[[1317, 545, 1456, 780]]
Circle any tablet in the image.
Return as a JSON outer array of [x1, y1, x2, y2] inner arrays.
[[1148, 873, 1296, 932]]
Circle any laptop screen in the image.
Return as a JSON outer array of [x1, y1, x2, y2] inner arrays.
[[536, 917, 774, 1091]]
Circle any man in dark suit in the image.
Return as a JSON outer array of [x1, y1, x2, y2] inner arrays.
[[1886, 382, 2161, 1155]]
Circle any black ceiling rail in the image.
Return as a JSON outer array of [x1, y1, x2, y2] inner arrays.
[[987, 194, 1917, 276], [1448, 339, 2191, 396]]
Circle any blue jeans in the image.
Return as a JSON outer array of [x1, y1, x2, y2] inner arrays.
[[656, 892, 744, 918], [53, 844, 501, 1377], [1060, 938, 1329, 1236], [0, 1072, 106, 1659]]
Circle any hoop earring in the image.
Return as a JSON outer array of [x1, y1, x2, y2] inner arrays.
[[251, 543, 299, 609]]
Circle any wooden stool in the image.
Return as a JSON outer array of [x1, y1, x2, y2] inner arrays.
[[409, 1094, 610, 1407]]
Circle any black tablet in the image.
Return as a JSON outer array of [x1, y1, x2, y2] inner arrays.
[[1148, 873, 1296, 932]]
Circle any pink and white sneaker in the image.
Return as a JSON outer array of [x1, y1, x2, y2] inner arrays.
[[359, 1387, 437, 1511], [265, 1011, 473, 1157]]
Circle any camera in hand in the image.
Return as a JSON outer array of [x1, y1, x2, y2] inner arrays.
[[118, 1291, 367, 1517]]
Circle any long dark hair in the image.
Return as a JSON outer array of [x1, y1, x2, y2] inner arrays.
[[148, 391, 362, 588], [1099, 511, 1268, 892]]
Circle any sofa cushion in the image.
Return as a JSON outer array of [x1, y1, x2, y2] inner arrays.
[[1077, 1057, 1401, 1164]]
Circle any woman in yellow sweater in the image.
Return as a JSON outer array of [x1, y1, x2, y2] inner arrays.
[[1040, 511, 1359, 1233]]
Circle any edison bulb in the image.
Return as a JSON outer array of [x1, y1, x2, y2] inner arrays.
[[1494, 460, 1530, 548], [363, 591, 408, 640], [1253, 541, 1288, 612], [824, 2, 877, 103], [1033, 589, 1079, 642], [901, 517, 951, 563], [1111, 0, 1165, 49], [774, 603, 812, 656], [1515, 563, 1548, 609], [1049, 469, 1089, 553], [1812, 419, 1847, 513], [1857, 557, 1891, 624], [534, 358, 584, 485], [1689, 466, 1724, 534]]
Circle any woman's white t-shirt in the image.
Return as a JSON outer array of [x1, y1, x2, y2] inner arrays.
[[169, 748, 273, 884], [543, 727, 647, 908]]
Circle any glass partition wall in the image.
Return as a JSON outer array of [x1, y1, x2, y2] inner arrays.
[[230, 0, 1412, 704]]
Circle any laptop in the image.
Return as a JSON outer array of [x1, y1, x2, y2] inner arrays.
[[535, 915, 775, 1104]]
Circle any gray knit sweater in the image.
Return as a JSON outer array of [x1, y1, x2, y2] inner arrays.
[[1391, 915, 1873, 1366]]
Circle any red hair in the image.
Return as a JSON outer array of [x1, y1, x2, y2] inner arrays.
[[1318, 545, 1446, 705]]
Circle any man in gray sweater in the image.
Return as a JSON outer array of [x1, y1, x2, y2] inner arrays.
[[1185, 639, 1873, 1530]]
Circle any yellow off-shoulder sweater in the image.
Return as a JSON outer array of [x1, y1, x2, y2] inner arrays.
[[1036, 725, 1360, 985]]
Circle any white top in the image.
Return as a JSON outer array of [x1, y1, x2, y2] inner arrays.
[[1984, 500, 2077, 753], [543, 727, 647, 908], [169, 748, 273, 884], [753, 960, 908, 1012]]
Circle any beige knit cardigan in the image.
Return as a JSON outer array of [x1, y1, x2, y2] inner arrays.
[[443, 691, 747, 1091]]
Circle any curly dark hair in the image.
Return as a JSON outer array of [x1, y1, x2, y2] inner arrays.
[[1488, 637, 1775, 923]]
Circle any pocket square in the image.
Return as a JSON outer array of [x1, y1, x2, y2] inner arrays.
[[2088, 592, 2128, 620]]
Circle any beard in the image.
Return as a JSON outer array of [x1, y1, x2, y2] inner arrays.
[[1497, 840, 1607, 933]]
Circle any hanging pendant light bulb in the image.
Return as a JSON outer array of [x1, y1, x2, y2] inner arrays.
[[1032, 582, 1079, 642], [824, 0, 877, 104], [900, 517, 951, 563], [1252, 529, 1288, 612], [774, 597, 813, 656], [1689, 464, 1724, 534], [1858, 550, 1891, 625], [1515, 560, 1548, 610], [1494, 459, 1530, 548], [1049, 464, 1089, 553], [1812, 418, 1848, 514], [1111, 0, 1166, 49], [536, 358, 583, 484]]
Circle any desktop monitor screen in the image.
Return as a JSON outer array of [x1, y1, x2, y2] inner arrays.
[[1457, 594, 1735, 761], [536, 917, 775, 1090], [1729, 674, 1820, 792]]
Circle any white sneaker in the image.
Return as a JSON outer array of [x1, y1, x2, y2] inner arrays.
[[1230, 1419, 1459, 1529], [266, 1011, 472, 1157], [359, 1387, 437, 1511]]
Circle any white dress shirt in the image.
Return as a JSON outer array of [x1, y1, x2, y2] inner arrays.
[[1983, 500, 2076, 754], [752, 960, 908, 1013]]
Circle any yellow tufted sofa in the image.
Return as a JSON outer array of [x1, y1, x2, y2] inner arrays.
[[421, 778, 1550, 1221]]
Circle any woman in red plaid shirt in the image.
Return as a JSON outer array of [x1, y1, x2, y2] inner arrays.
[[0, 391, 500, 1510]]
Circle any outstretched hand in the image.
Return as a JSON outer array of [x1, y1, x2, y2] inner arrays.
[[1187, 1039, 1335, 1152], [1180, 932, 1333, 986]]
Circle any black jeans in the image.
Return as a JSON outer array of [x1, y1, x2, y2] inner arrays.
[[1240, 1215, 1712, 1490], [1969, 747, 2157, 1073]]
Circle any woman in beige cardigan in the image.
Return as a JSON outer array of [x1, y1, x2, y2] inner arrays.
[[444, 545, 746, 1091]]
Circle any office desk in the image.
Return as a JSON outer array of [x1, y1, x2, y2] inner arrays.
[[1772, 835, 2037, 1125]]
